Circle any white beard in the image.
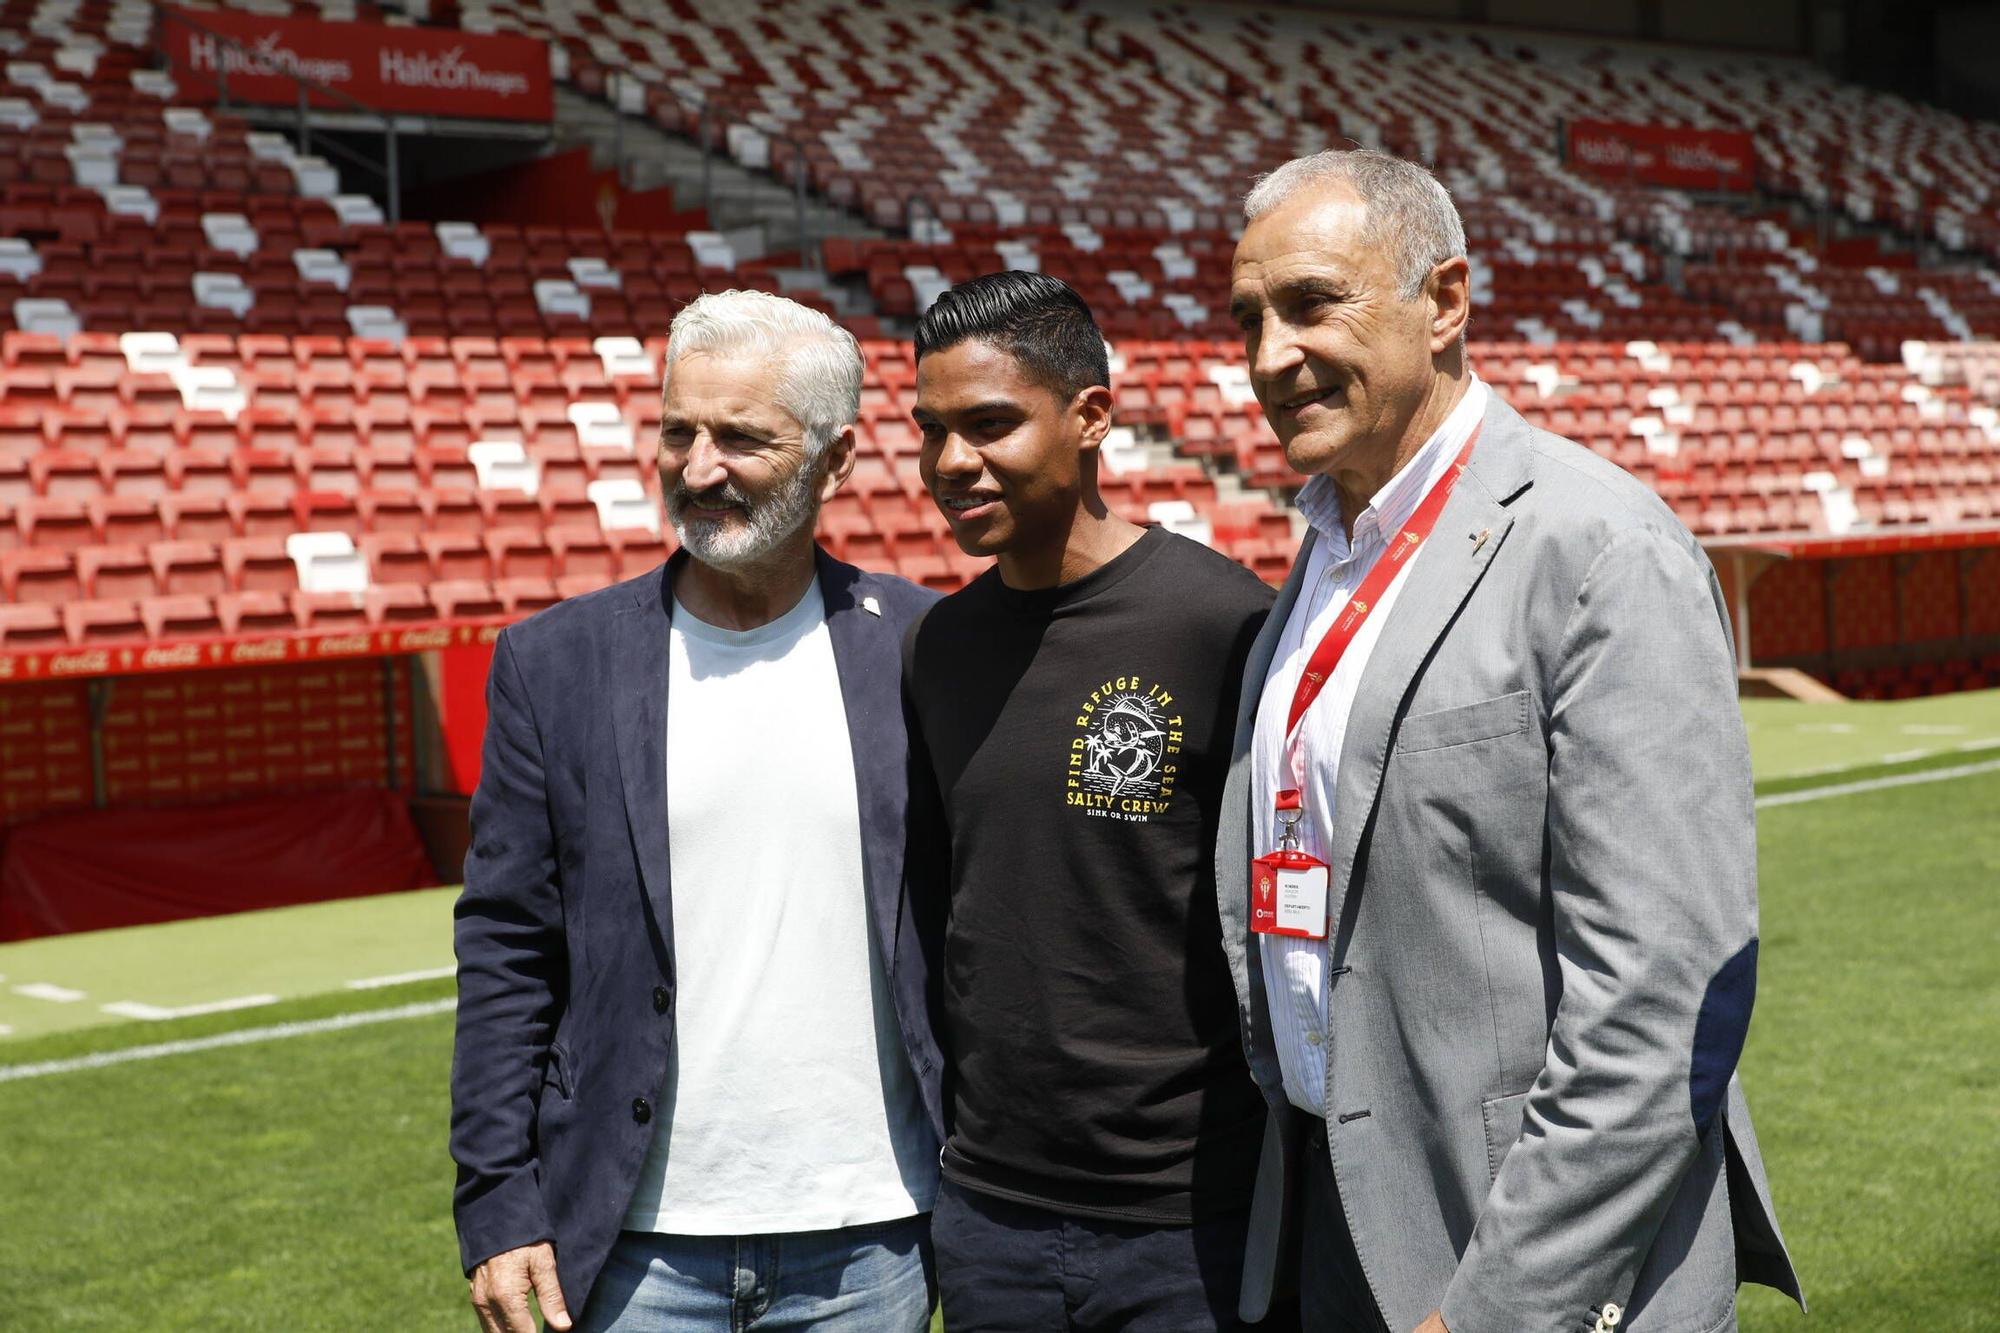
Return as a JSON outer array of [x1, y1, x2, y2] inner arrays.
[[666, 460, 820, 568]]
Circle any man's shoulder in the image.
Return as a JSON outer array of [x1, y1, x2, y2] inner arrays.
[[1151, 528, 1279, 608], [497, 564, 658, 662], [1509, 421, 1708, 569], [845, 562, 943, 628]]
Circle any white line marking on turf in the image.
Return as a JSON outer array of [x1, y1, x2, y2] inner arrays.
[[99, 994, 279, 1021], [0, 1025, 11, 1036], [12, 983, 86, 1003], [1757, 757, 2000, 809], [0, 998, 455, 1083], [346, 966, 455, 990]]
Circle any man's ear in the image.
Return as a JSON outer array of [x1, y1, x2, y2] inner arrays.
[[817, 424, 858, 503], [1428, 256, 1471, 355], [1074, 384, 1116, 454]]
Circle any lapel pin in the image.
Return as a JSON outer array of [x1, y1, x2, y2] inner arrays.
[[861, 595, 882, 617], [1471, 528, 1491, 553]]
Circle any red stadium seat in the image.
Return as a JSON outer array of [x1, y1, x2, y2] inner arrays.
[[79, 544, 157, 600], [63, 598, 146, 645], [150, 540, 228, 597], [0, 603, 66, 648], [2, 548, 81, 603], [432, 579, 505, 619], [141, 594, 223, 639], [365, 583, 437, 625], [223, 536, 297, 594]]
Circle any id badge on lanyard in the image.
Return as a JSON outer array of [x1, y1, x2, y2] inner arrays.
[[1249, 425, 1482, 943], [1251, 788, 1330, 939]]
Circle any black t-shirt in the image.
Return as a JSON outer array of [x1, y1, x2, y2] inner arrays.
[[904, 527, 1275, 1223]]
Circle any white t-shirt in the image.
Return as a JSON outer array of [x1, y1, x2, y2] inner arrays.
[[621, 580, 938, 1235]]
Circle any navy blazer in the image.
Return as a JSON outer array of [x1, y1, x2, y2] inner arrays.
[[449, 548, 946, 1308]]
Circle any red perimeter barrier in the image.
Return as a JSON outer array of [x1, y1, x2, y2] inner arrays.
[[0, 786, 437, 940], [0, 618, 508, 684]]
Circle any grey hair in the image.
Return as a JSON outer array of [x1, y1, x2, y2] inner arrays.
[[662, 289, 862, 458], [1244, 149, 1467, 300]]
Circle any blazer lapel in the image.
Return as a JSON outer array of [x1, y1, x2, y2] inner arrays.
[[1219, 533, 1320, 1095], [1325, 396, 1534, 925], [611, 558, 678, 949], [816, 550, 905, 974]]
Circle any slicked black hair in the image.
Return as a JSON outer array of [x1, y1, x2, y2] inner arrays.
[[913, 270, 1110, 405]]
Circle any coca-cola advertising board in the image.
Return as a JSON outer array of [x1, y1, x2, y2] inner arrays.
[[1565, 119, 1757, 192], [162, 8, 553, 122]]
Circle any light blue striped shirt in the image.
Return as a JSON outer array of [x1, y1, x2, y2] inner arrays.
[[1251, 378, 1490, 1116]]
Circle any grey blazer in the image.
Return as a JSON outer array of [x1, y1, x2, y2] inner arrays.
[[1218, 395, 1805, 1332]]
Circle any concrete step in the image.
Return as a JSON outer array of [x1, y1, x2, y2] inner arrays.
[[549, 88, 885, 260]]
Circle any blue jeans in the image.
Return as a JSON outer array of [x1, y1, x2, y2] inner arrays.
[[576, 1215, 935, 1333]]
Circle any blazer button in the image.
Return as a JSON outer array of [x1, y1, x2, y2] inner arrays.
[[632, 1097, 652, 1125], [652, 986, 670, 1015]]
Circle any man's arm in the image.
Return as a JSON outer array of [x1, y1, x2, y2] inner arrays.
[[899, 616, 953, 1068], [1440, 526, 1759, 1333], [450, 629, 570, 1288]]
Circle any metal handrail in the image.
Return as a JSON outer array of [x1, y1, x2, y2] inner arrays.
[[603, 69, 851, 270], [151, 4, 403, 223]]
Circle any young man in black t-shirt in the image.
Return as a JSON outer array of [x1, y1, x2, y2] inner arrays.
[[903, 271, 1281, 1331]]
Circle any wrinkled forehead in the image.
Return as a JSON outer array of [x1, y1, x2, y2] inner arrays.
[[1230, 187, 1386, 303], [661, 350, 805, 431]]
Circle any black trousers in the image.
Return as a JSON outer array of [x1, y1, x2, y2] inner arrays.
[[932, 1177, 1287, 1332], [1298, 1114, 1392, 1333]]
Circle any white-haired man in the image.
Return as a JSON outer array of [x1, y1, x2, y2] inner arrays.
[[451, 290, 946, 1333], [1218, 151, 1805, 1332]]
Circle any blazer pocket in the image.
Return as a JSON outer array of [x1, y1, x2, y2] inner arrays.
[[1397, 690, 1531, 754], [1481, 1088, 1532, 1182]]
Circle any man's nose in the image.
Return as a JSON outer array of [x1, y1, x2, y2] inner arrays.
[[933, 431, 982, 482], [1249, 312, 1303, 387], [680, 431, 728, 490]]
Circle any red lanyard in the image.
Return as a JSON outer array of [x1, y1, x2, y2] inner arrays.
[[1278, 425, 1481, 801]]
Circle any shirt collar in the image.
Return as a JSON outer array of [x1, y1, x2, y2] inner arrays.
[[1296, 376, 1490, 558]]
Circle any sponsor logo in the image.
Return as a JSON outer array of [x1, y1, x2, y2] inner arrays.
[[313, 633, 375, 656], [140, 643, 204, 669], [48, 650, 111, 676], [230, 639, 290, 663], [380, 46, 529, 97], [395, 626, 453, 651], [188, 31, 354, 85]]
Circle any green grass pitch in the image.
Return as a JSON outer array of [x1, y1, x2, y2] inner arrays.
[[1, 694, 1996, 1330]]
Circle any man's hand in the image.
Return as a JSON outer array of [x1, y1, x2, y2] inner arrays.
[[470, 1241, 572, 1333], [1413, 1312, 1449, 1333]]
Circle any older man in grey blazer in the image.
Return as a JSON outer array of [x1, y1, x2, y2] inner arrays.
[[1218, 150, 1806, 1333]]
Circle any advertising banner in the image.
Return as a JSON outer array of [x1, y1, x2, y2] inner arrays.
[[0, 618, 510, 684], [162, 8, 553, 122], [1565, 119, 1757, 192]]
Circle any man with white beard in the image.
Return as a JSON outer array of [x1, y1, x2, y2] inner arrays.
[[451, 290, 947, 1333]]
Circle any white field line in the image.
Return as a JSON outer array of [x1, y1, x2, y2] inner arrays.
[[100, 994, 279, 1021], [0, 998, 455, 1084], [346, 965, 456, 990], [1757, 756, 2000, 809], [12, 983, 86, 1003], [1760, 735, 2000, 783]]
